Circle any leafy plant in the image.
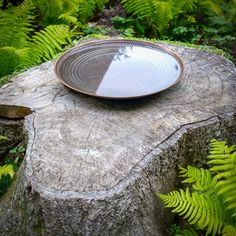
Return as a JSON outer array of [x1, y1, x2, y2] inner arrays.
[[0, 135, 27, 197], [77, 0, 107, 23], [0, 0, 108, 78], [0, 169, 14, 197], [0, 0, 71, 77], [157, 139, 236, 236], [121, 0, 222, 34], [9, 145, 25, 164], [169, 224, 198, 236], [120, 0, 235, 62], [0, 135, 8, 141], [82, 25, 108, 35], [112, 16, 145, 37], [0, 164, 15, 178]]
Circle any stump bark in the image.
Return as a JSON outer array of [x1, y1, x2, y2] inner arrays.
[[0, 42, 236, 236]]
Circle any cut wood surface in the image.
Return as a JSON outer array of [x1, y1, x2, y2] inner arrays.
[[0, 42, 235, 235]]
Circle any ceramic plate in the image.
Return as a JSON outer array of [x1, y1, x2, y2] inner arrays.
[[54, 39, 184, 99]]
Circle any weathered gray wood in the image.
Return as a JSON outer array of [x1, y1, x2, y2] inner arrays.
[[0, 42, 236, 235]]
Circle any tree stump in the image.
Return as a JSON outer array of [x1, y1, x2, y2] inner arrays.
[[0, 42, 236, 236]]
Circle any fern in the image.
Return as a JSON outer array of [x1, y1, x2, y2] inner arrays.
[[0, 0, 35, 48], [59, 12, 79, 26], [179, 165, 217, 191], [121, 0, 223, 33], [0, 24, 72, 77], [208, 139, 236, 215], [158, 178, 224, 235], [157, 139, 236, 236], [223, 224, 236, 236], [28, 24, 72, 64], [0, 164, 15, 178], [201, 0, 222, 15], [34, 0, 80, 26], [77, 0, 107, 23], [0, 47, 31, 77], [34, 0, 107, 26], [0, 0, 107, 78], [94, 0, 107, 11], [77, 0, 97, 23]]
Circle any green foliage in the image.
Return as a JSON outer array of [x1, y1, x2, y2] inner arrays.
[[82, 25, 108, 35], [0, 24, 72, 77], [164, 0, 236, 48], [29, 24, 72, 63], [0, 140, 26, 197], [208, 139, 236, 215], [121, 0, 223, 34], [9, 145, 25, 164], [169, 224, 198, 236], [0, 135, 8, 141], [0, 47, 29, 77], [0, 164, 15, 197], [112, 16, 145, 37], [120, 0, 235, 62], [0, 173, 13, 196], [0, 0, 107, 79], [157, 139, 236, 236], [0, 0, 35, 48], [0, 164, 15, 178], [77, 0, 100, 23], [33, 0, 82, 27]]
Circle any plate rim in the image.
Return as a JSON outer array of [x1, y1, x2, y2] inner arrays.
[[54, 38, 185, 99]]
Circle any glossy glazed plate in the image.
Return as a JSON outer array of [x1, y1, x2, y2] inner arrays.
[[54, 39, 184, 99]]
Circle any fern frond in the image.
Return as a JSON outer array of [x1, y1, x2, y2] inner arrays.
[[157, 187, 224, 235], [201, 0, 222, 16], [34, 0, 64, 26], [207, 139, 236, 215], [34, 0, 86, 26], [0, 0, 35, 48], [158, 140, 236, 236], [77, 0, 97, 23], [59, 13, 79, 25], [95, 0, 107, 11], [182, 228, 198, 236], [153, 1, 174, 32], [175, 0, 197, 12], [222, 224, 236, 236], [179, 165, 216, 191], [28, 24, 72, 64], [122, 0, 166, 32], [0, 47, 31, 77], [208, 139, 236, 178], [0, 164, 15, 178], [121, 0, 193, 33]]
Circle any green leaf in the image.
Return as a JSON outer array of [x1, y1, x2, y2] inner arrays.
[[157, 139, 236, 235], [0, 135, 8, 141], [0, 164, 15, 178], [0, 174, 13, 197]]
